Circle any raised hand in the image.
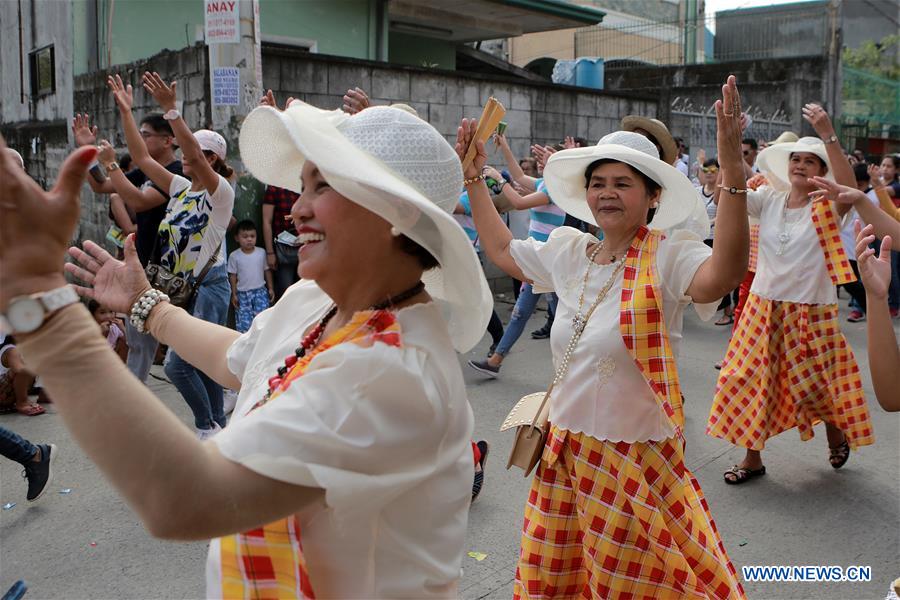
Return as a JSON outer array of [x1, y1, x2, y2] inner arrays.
[[259, 89, 295, 111], [855, 221, 891, 300], [531, 144, 556, 171], [97, 140, 117, 167], [563, 136, 577, 149], [0, 134, 97, 308], [65, 236, 151, 314], [72, 114, 99, 147], [342, 87, 370, 115], [455, 118, 486, 179], [107, 74, 134, 112], [808, 176, 867, 206], [482, 165, 503, 181], [802, 103, 836, 140], [142, 71, 177, 112], [868, 164, 884, 188], [714, 75, 743, 168]]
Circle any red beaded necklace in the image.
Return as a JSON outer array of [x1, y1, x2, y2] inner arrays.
[[261, 281, 426, 403]]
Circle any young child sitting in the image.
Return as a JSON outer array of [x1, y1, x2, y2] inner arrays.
[[228, 220, 275, 333], [88, 299, 128, 362], [0, 336, 45, 415]]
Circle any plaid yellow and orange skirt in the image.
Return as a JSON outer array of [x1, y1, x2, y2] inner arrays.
[[707, 292, 873, 451], [514, 427, 745, 599]]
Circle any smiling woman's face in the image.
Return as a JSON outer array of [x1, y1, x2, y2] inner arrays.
[[788, 152, 827, 187], [585, 161, 659, 235], [290, 161, 393, 282]]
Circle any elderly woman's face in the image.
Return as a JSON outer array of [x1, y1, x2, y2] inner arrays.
[[788, 152, 827, 187], [585, 161, 659, 234], [291, 161, 393, 281]]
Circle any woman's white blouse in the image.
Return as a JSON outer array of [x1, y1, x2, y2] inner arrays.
[[509, 227, 715, 442], [207, 280, 474, 598], [747, 186, 837, 305]]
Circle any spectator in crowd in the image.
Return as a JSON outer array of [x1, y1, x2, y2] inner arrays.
[[228, 220, 275, 333], [742, 137, 759, 171], [0, 427, 57, 502], [261, 185, 301, 301]]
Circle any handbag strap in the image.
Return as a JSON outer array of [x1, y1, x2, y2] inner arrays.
[[527, 258, 626, 430], [191, 249, 220, 286]]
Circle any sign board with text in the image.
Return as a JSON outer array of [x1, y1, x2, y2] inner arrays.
[[212, 67, 240, 106], [205, 0, 240, 44]]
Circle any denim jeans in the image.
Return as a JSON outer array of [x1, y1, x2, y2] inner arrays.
[[125, 319, 160, 384], [0, 426, 37, 465], [165, 264, 230, 430], [273, 243, 300, 301], [495, 283, 559, 357]]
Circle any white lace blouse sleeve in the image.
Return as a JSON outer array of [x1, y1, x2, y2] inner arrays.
[[746, 187, 773, 219], [214, 343, 446, 518], [509, 226, 584, 294], [657, 231, 718, 321]]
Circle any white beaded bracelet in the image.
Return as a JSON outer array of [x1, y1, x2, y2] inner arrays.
[[129, 289, 170, 333]]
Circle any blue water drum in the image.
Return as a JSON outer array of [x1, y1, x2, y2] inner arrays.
[[575, 57, 604, 90]]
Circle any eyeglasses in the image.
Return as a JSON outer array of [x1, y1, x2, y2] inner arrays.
[[700, 166, 719, 173]]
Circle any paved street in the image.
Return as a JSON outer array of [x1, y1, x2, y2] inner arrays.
[[2, 294, 898, 599]]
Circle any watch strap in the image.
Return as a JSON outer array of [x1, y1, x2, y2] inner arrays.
[[40, 286, 80, 312]]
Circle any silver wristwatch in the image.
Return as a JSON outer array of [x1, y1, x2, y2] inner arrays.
[[0, 286, 80, 335]]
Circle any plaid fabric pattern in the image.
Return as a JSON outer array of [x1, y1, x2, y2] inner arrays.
[[810, 199, 856, 286], [220, 309, 404, 598], [747, 223, 760, 273], [619, 227, 684, 433], [263, 185, 300, 238], [708, 292, 873, 451], [220, 517, 315, 600], [514, 427, 745, 600]]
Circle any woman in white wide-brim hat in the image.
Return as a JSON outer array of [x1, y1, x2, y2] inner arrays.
[[708, 103, 874, 484], [0, 101, 492, 598], [460, 76, 748, 598]]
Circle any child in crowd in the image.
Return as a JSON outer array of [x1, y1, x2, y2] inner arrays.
[[0, 336, 46, 415], [88, 299, 128, 362], [227, 220, 275, 333]]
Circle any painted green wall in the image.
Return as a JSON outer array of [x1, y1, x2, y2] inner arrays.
[[74, 0, 377, 73], [388, 32, 456, 70], [260, 0, 372, 59]]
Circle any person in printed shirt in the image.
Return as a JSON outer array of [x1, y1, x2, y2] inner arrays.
[[467, 165, 565, 377], [708, 103, 873, 484], [102, 72, 235, 439], [458, 76, 748, 598]]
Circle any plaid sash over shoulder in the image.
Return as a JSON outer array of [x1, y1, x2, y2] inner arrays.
[[811, 198, 856, 286], [619, 227, 684, 437], [219, 310, 404, 599]]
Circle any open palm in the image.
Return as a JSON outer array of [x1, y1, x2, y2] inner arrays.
[[65, 238, 151, 313]]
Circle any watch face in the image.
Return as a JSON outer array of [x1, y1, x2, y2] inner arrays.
[[7, 298, 44, 333]]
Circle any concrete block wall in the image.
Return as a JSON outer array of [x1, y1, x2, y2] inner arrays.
[[262, 49, 658, 173]]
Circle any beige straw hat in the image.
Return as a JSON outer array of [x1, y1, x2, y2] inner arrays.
[[621, 116, 679, 166]]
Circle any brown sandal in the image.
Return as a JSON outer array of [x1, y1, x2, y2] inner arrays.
[[724, 464, 766, 485], [829, 440, 850, 469]]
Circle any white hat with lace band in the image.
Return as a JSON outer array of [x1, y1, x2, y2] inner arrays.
[[239, 103, 492, 353], [755, 136, 834, 193], [542, 131, 700, 232]]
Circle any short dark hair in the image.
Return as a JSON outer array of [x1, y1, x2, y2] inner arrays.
[[742, 138, 758, 151], [87, 299, 101, 314], [703, 158, 720, 168], [119, 153, 133, 171], [399, 236, 439, 270], [140, 113, 174, 136], [584, 158, 661, 222], [573, 137, 589, 148], [234, 219, 257, 234], [853, 162, 870, 182]]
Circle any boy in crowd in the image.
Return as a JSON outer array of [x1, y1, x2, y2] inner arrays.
[[228, 220, 275, 333]]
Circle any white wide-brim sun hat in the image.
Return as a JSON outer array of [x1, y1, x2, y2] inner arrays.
[[543, 131, 701, 232], [239, 102, 493, 353], [755, 136, 834, 192]]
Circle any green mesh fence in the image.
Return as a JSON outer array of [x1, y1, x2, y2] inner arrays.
[[841, 66, 900, 132]]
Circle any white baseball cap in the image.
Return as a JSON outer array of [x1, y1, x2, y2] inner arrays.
[[194, 129, 227, 158]]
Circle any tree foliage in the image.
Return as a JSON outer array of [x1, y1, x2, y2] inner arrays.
[[842, 34, 900, 80]]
